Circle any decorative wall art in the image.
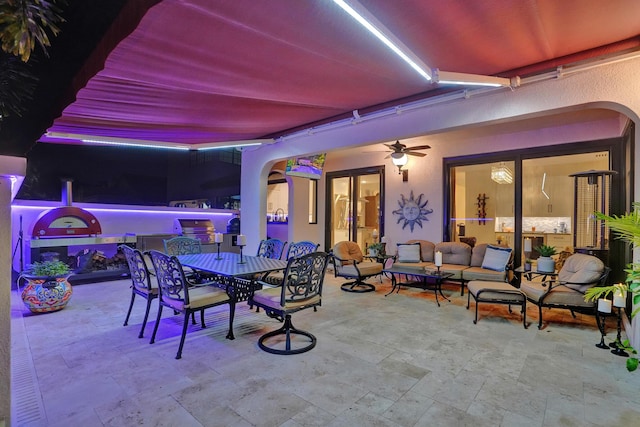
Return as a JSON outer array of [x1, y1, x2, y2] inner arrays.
[[477, 193, 489, 225], [392, 191, 433, 232]]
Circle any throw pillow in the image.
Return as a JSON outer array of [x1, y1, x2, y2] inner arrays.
[[481, 245, 512, 272], [397, 243, 421, 263]]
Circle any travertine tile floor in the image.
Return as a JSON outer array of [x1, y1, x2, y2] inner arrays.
[[11, 273, 640, 427]]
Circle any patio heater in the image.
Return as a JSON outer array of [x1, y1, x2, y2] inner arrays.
[[569, 170, 617, 265]]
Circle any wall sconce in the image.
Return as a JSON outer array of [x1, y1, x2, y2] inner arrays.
[[391, 152, 409, 181], [491, 163, 513, 184]]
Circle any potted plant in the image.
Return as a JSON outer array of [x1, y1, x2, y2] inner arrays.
[[584, 206, 640, 371], [534, 244, 557, 272], [368, 242, 385, 257], [20, 260, 73, 313]]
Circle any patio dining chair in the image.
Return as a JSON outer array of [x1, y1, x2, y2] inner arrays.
[[256, 238, 287, 260], [249, 251, 329, 355], [260, 240, 319, 287], [163, 236, 214, 283], [147, 250, 235, 359], [120, 244, 157, 338]]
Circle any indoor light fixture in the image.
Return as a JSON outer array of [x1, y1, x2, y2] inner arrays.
[[541, 172, 550, 199], [491, 163, 513, 184]]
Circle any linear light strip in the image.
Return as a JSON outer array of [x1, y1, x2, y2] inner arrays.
[[11, 204, 235, 216], [44, 132, 274, 151], [332, 0, 432, 81]]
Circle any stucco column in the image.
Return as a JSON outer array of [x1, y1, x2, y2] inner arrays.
[[0, 156, 27, 426]]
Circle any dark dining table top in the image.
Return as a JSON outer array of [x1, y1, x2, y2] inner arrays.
[[177, 252, 288, 277]]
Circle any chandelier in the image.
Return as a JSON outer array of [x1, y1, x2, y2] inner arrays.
[[491, 164, 513, 184]]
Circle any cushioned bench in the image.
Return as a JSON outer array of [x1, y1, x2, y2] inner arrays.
[[466, 280, 527, 328]]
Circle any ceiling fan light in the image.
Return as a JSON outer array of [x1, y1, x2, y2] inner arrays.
[[391, 153, 408, 166]]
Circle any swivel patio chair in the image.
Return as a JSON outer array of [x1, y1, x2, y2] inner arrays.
[[249, 251, 329, 355], [260, 241, 319, 287], [520, 253, 610, 329], [331, 241, 383, 293], [147, 250, 235, 359], [120, 245, 158, 338]]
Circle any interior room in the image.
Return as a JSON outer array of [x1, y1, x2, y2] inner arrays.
[[3, 1, 640, 426]]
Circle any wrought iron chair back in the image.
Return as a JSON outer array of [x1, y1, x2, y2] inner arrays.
[[285, 241, 319, 260], [256, 238, 286, 259], [163, 236, 202, 255]]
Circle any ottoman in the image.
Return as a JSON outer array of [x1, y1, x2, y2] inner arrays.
[[466, 280, 527, 328]]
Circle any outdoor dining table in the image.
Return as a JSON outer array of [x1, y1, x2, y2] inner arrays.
[[177, 252, 288, 302]]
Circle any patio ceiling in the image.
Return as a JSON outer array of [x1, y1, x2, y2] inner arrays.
[[40, 0, 640, 150]]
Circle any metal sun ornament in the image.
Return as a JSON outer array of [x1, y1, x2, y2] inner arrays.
[[392, 191, 433, 232]]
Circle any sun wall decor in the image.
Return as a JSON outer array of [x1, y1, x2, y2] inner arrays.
[[392, 191, 433, 232]]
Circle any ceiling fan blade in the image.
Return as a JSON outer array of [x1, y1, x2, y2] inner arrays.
[[406, 144, 431, 150], [406, 151, 427, 157]]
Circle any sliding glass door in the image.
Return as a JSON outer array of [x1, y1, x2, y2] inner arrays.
[[326, 166, 384, 252], [444, 138, 629, 283]]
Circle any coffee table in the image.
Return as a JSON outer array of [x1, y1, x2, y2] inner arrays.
[[383, 266, 454, 306]]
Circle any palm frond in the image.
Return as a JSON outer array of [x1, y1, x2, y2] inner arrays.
[[0, 0, 66, 62]]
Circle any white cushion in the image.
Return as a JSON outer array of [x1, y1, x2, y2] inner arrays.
[[481, 245, 512, 272], [397, 243, 421, 263]]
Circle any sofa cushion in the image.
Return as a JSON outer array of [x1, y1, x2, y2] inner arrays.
[[439, 263, 468, 280], [462, 266, 507, 282], [434, 242, 471, 266], [392, 261, 431, 272], [406, 240, 435, 262], [397, 243, 421, 262], [481, 245, 512, 272]]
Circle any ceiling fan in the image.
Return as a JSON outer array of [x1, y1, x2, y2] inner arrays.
[[383, 141, 431, 159]]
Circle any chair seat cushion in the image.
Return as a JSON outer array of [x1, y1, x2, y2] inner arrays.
[[135, 287, 158, 296], [520, 281, 594, 307], [261, 271, 284, 286], [165, 286, 229, 311], [252, 286, 321, 310], [340, 262, 383, 277], [468, 280, 523, 303]]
